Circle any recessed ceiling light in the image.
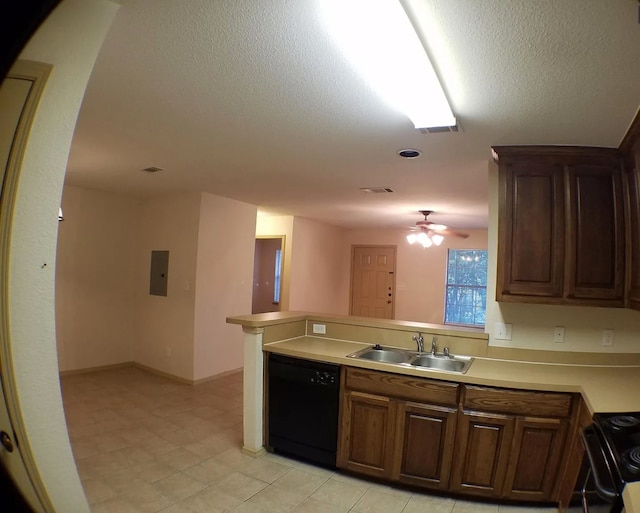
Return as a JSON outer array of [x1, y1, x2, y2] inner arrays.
[[397, 149, 421, 159]]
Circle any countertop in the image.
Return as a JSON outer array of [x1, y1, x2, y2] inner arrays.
[[263, 336, 640, 513]]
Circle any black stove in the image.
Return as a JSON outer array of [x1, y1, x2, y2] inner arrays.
[[592, 412, 640, 485]]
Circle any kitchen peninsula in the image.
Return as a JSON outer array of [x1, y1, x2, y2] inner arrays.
[[227, 311, 640, 513]]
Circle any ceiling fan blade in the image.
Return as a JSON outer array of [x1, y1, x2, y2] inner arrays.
[[434, 228, 469, 239], [416, 220, 448, 231]]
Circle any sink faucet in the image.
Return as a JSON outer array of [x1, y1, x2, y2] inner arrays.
[[412, 332, 424, 353], [431, 336, 438, 356]]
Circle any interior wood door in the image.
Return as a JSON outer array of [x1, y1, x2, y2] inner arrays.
[[338, 390, 396, 479], [350, 246, 396, 319], [392, 401, 457, 490], [450, 411, 515, 498]]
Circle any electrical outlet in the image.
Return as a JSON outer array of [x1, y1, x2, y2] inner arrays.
[[602, 329, 614, 347], [553, 326, 565, 343], [312, 323, 326, 335], [494, 322, 512, 341]]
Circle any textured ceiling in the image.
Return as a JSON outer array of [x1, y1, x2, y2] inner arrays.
[[65, 0, 640, 230]]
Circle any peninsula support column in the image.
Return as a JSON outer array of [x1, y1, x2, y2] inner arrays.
[[242, 326, 266, 457]]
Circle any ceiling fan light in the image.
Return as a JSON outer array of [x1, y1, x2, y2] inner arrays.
[[407, 233, 417, 244], [422, 237, 433, 248], [432, 234, 444, 246]]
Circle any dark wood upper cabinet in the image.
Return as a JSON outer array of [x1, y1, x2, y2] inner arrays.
[[565, 162, 625, 302], [627, 159, 640, 310], [494, 146, 625, 307], [497, 158, 565, 299], [622, 111, 640, 311]]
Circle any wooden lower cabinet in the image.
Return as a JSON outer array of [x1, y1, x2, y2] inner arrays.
[[391, 401, 457, 489], [337, 390, 396, 479], [502, 417, 568, 501], [450, 411, 515, 497], [337, 367, 578, 504]]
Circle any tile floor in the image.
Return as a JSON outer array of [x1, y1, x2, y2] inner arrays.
[[61, 366, 557, 513]]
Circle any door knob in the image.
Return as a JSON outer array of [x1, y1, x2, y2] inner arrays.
[[1, 431, 14, 452]]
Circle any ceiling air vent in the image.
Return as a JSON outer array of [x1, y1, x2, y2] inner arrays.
[[419, 125, 460, 135], [360, 187, 394, 193], [142, 166, 164, 173]]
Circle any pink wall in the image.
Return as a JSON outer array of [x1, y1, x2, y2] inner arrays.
[[56, 186, 138, 371], [289, 217, 350, 315], [134, 193, 201, 380], [345, 228, 488, 324], [193, 193, 256, 380], [252, 238, 282, 314]]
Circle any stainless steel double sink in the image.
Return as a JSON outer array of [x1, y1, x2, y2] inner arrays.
[[346, 345, 474, 374]]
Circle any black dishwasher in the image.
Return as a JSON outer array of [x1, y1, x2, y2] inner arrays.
[[268, 353, 340, 468]]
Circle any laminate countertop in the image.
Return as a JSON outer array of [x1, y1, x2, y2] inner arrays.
[[263, 336, 640, 513]]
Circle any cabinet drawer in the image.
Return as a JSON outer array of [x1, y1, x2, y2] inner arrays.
[[463, 385, 572, 417], [344, 367, 458, 406]]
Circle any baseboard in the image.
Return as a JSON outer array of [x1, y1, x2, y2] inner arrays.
[[193, 367, 242, 385], [132, 362, 194, 385], [242, 446, 266, 458], [59, 361, 134, 376], [134, 363, 242, 386], [59, 361, 242, 386]]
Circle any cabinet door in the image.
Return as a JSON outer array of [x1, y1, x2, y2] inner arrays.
[[565, 162, 625, 305], [626, 153, 640, 310], [391, 402, 457, 490], [497, 160, 565, 300], [337, 390, 395, 479], [450, 411, 515, 497], [502, 417, 568, 501]]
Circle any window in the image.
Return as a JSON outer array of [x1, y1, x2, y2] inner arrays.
[[273, 249, 282, 303], [445, 249, 488, 327]]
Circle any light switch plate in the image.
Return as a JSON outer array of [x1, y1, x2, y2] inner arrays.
[[602, 329, 614, 346], [553, 326, 565, 343], [494, 323, 512, 341], [312, 323, 326, 335]]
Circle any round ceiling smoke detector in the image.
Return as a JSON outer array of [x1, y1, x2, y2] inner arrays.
[[397, 149, 421, 159]]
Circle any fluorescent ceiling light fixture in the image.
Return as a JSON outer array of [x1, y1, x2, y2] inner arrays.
[[319, 0, 455, 129]]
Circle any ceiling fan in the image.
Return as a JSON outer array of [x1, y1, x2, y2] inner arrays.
[[407, 210, 469, 248]]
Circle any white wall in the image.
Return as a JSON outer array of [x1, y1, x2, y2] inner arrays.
[[346, 227, 488, 324], [134, 193, 201, 380], [7, 1, 119, 511], [56, 185, 138, 371], [289, 217, 350, 315], [193, 193, 256, 380], [485, 161, 640, 352]]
